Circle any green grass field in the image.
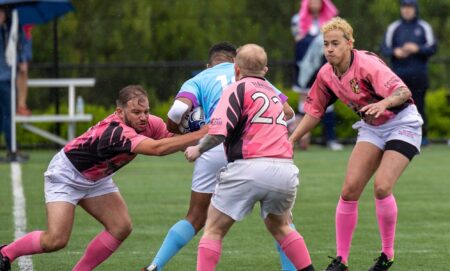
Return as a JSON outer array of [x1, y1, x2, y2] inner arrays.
[[1, 145, 449, 270]]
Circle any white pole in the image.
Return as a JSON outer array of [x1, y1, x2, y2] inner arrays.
[[9, 10, 19, 153]]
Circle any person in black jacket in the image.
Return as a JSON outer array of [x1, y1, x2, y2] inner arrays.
[[381, 0, 437, 146]]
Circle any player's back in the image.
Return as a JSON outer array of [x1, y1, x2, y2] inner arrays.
[[210, 77, 292, 161], [179, 62, 235, 122]]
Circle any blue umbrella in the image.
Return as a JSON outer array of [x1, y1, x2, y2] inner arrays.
[[0, 0, 74, 24], [0, 0, 74, 155]]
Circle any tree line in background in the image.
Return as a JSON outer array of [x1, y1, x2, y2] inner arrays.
[[20, 0, 449, 143]]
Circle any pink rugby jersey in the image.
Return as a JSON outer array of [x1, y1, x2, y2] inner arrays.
[[209, 76, 292, 162], [305, 49, 413, 126], [64, 113, 172, 181]]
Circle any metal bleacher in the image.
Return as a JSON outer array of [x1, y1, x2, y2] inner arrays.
[[13, 78, 95, 146]]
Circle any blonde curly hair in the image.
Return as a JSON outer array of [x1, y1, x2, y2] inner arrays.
[[321, 17, 355, 47]]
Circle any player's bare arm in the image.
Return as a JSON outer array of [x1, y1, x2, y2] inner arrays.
[[288, 114, 321, 145], [360, 87, 412, 118], [184, 134, 225, 162], [198, 134, 225, 153], [283, 102, 295, 121], [134, 125, 208, 156]]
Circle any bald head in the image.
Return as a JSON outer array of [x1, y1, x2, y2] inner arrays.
[[235, 44, 268, 77]]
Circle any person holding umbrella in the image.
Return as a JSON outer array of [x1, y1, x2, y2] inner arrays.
[[0, 5, 28, 162], [0, 0, 73, 161]]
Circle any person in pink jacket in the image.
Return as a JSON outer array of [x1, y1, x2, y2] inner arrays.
[[290, 0, 343, 151]]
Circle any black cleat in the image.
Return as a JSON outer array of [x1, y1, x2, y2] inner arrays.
[[368, 253, 393, 271], [0, 245, 11, 271], [324, 256, 348, 271]]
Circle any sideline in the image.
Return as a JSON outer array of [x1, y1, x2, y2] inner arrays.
[[11, 163, 34, 271]]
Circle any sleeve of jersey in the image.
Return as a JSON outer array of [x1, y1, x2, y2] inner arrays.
[[303, 72, 330, 119], [366, 56, 406, 97], [175, 78, 200, 108], [117, 124, 148, 153], [267, 80, 288, 103], [208, 88, 236, 137]]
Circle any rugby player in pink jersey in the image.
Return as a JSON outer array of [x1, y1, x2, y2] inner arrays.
[[185, 44, 315, 271], [0, 85, 207, 271], [289, 17, 423, 271]]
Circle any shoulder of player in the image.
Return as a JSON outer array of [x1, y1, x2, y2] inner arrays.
[[354, 50, 387, 68], [316, 62, 332, 79], [146, 114, 165, 125]]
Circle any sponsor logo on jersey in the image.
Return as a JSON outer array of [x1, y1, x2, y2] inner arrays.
[[350, 78, 360, 94]]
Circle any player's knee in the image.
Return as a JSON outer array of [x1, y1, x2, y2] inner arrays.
[[107, 219, 133, 241], [186, 213, 207, 232], [374, 183, 392, 199], [117, 222, 133, 240], [42, 234, 70, 252], [341, 186, 362, 201]]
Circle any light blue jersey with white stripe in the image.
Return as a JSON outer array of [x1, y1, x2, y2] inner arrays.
[[176, 62, 235, 123], [176, 62, 287, 123]]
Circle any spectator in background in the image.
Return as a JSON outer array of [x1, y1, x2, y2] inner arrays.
[[289, 0, 343, 151], [16, 24, 33, 116], [381, 0, 437, 146], [0, 6, 28, 163]]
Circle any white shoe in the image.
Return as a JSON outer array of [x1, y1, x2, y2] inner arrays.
[[327, 140, 343, 151]]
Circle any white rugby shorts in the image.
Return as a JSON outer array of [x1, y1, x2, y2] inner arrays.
[[192, 143, 227, 193], [44, 151, 119, 205], [211, 158, 299, 221], [353, 104, 423, 151]]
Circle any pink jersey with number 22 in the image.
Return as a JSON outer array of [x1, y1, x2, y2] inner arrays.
[[209, 76, 292, 162]]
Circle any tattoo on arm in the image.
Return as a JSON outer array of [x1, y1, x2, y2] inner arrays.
[[386, 87, 410, 108], [198, 135, 225, 154]]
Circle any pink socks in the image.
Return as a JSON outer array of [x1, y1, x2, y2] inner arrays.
[[335, 197, 358, 264], [375, 194, 397, 260], [0, 231, 44, 262], [278, 231, 312, 270], [197, 237, 222, 271], [72, 230, 122, 271]]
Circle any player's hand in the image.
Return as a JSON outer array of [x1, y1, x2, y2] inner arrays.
[[359, 100, 388, 119], [185, 146, 201, 162]]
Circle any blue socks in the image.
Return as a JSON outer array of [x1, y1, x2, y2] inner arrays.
[[276, 223, 297, 271], [151, 219, 196, 270]]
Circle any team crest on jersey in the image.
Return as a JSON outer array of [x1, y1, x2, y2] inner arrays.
[[349, 78, 360, 94]]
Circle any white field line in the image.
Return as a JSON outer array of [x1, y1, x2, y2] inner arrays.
[[11, 163, 34, 271]]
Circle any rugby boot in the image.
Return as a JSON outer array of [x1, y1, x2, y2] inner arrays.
[[368, 253, 393, 271], [141, 263, 158, 271], [324, 256, 348, 271], [0, 245, 11, 271]]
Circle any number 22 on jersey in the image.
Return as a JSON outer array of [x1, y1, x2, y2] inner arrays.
[[251, 92, 286, 126]]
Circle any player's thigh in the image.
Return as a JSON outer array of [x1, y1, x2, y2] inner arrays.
[[79, 192, 131, 239], [342, 142, 383, 199], [192, 144, 227, 193], [203, 204, 235, 240], [187, 191, 212, 215], [374, 150, 410, 197], [45, 201, 76, 239], [264, 212, 292, 240]]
